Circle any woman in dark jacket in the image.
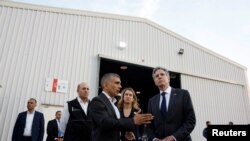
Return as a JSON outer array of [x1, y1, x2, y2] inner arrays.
[[118, 87, 143, 141]]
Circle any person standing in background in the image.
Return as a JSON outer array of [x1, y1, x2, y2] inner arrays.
[[147, 66, 196, 141], [202, 121, 211, 140], [12, 98, 45, 141], [117, 87, 143, 141], [46, 111, 62, 141], [60, 82, 92, 141]]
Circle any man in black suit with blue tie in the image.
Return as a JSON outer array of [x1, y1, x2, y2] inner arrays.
[[12, 98, 44, 141], [147, 67, 196, 141], [46, 111, 62, 141]]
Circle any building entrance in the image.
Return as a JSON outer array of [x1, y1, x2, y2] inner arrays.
[[98, 58, 181, 112]]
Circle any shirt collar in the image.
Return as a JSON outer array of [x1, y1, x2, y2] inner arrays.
[[102, 91, 117, 104], [77, 96, 89, 103], [27, 110, 35, 114], [160, 86, 171, 95]]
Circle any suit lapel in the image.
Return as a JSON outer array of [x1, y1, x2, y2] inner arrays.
[[87, 101, 91, 115], [22, 112, 28, 127], [53, 119, 58, 132], [32, 111, 37, 131], [153, 94, 162, 118], [99, 93, 117, 118], [168, 88, 177, 116]]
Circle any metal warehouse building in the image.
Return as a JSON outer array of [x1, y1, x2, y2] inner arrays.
[[0, 1, 249, 141]]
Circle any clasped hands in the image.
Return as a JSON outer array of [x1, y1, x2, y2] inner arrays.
[[55, 138, 63, 141], [154, 136, 175, 141], [125, 131, 136, 141]]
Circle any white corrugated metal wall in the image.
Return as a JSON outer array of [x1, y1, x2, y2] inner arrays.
[[181, 74, 249, 141], [0, 1, 249, 141]]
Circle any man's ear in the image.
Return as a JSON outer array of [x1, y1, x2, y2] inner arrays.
[[103, 83, 107, 89]]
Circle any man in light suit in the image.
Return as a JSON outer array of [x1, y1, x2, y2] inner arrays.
[[46, 111, 62, 141], [12, 98, 45, 141], [89, 73, 154, 141], [147, 67, 196, 141]]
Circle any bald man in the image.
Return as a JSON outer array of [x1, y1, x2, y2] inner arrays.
[[60, 82, 92, 141]]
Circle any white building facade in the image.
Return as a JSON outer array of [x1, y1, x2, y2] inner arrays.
[[0, 1, 249, 141]]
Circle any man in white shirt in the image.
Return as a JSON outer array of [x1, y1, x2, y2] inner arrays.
[[12, 98, 45, 141], [60, 82, 92, 141]]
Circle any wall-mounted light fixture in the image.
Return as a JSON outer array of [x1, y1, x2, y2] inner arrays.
[[120, 65, 127, 70], [118, 41, 127, 49], [178, 48, 184, 55]]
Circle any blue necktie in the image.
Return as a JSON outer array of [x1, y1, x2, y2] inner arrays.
[[160, 92, 167, 118]]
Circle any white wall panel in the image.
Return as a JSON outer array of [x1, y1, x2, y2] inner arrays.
[[0, 1, 249, 141], [181, 74, 249, 141]]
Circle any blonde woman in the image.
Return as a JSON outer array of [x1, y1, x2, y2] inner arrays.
[[118, 87, 142, 141]]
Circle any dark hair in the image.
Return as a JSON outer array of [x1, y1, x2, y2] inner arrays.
[[29, 98, 37, 103], [152, 66, 169, 78], [56, 111, 61, 115]]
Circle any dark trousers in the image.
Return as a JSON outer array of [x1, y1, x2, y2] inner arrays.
[[22, 136, 32, 141]]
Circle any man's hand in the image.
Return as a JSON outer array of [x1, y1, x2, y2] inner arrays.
[[125, 132, 135, 141], [133, 112, 153, 125], [162, 136, 175, 141], [153, 138, 162, 141]]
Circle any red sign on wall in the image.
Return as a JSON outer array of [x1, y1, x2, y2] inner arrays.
[[45, 78, 68, 93]]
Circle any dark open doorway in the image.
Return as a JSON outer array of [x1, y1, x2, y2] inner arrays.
[[98, 58, 181, 112]]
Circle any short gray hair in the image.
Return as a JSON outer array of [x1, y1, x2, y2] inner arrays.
[[152, 66, 169, 78], [101, 73, 120, 87]]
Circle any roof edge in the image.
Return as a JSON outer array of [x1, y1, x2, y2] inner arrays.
[[1, 1, 247, 70]]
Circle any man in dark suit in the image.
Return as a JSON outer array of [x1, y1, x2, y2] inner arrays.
[[89, 73, 154, 141], [202, 121, 210, 140], [60, 82, 92, 141], [147, 67, 196, 141], [12, 98, 45, 141], [46, 111, 62, 141]]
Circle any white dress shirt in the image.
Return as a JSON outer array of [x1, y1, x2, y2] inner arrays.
[[102, 91, 120, 119], [23, 111, 35, 136], [155, 86, 176, 141], [159, 86, 171, 111]]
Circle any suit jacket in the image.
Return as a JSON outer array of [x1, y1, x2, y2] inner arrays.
[[12, 111, 45, 141], [46, 119, 59, 141], [202, 127, 208, 139], [89, 93, 135, 141], [147, 88, 196, 141]]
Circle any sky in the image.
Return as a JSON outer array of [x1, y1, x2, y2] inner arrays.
[[9, 0, 250, 90]]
